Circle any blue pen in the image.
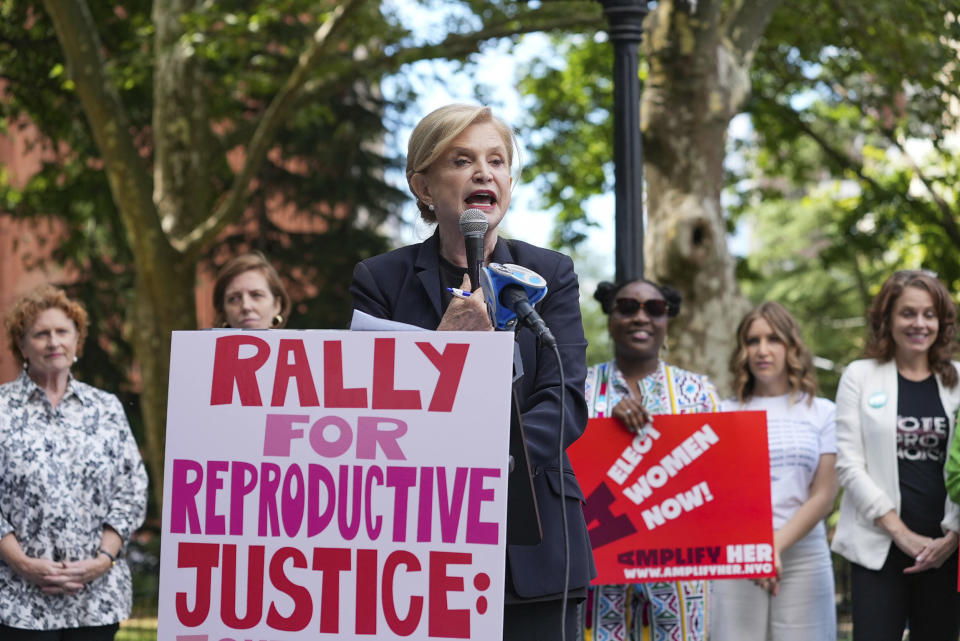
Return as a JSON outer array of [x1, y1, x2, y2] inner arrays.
[[446, 287, 471, 299]]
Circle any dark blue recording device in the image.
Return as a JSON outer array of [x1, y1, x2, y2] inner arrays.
[[480, 263, 556, 347]]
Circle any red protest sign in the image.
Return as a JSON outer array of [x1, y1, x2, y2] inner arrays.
[[569, 412, 774, 583]]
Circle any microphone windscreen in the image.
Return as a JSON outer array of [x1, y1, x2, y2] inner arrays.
[[459, 208, 488, 237], [481, 263, 549, 330]]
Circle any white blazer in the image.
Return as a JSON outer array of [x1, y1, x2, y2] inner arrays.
[[831, 358, 960, 569]]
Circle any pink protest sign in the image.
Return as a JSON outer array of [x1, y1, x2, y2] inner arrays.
[[569, 412, 775, 583], [158, 330, 514, 640]]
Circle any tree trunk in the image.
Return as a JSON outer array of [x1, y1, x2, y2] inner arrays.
[[641, 1, 750, 394], [130, 260, 197, 511]]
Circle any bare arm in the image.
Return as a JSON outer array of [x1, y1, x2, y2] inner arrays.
[[776, 453, 838, 553], [760, 453, 837, 595]]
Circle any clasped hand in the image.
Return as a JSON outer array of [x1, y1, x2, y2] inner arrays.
[[18, 555, 111, 595], [901, 529, 958, 574]]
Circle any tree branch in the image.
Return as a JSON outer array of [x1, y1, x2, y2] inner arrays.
[[384, 8, 604, 68], [175, 0, 366, 259], [303, 8, 604, 106], [175, 1, 601, 258], [722, 0, 785, 64], [887, 132, 960, 248], [40, 0, 169, 265], [762, 97, 960, 248], [153, 0, 219, 238], [840, 85, 960, 248]]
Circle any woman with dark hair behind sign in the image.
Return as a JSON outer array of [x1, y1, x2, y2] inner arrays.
[[583, 278, 718, 641], [832, 270, 960, 641], [709, 301, 837, 641], [350, 103, 594, 640]]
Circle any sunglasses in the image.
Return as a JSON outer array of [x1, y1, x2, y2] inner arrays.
[[613, 297, 669, 318]]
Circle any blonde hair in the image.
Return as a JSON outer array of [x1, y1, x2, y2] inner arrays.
[[406, 104, 517, 222], [730, 301, 818, 404], [5, 285, 89, 366]]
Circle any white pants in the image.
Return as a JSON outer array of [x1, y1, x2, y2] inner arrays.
[[710, 525, 836, 641]]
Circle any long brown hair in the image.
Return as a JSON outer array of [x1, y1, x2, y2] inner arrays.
[[865, 270, 958, 387], [730, 301, 818, 404]]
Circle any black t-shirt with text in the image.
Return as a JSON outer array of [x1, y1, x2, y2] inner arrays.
[[897, 373, 948, 537]]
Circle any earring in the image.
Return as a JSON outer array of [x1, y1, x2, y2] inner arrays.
[[221, 321, 230, 328], [22, 361, 28, 370], [272, 314, 283, 328], [428, 204, 435, 212], [73, 356, 78, 363]]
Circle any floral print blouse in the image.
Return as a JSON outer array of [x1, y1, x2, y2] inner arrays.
[[0, 371, 148, 629]]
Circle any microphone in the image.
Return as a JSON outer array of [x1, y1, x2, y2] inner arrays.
[[459, 209, 487, 292], [480, 263, 556, 347]]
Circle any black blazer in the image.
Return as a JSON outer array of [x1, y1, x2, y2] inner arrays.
[[351, 232, 596, 599]]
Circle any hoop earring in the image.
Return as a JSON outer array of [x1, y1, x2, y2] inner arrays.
[[272, 314, 283, 328]]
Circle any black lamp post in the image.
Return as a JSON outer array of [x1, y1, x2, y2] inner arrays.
[[596, 0, 648, 282]]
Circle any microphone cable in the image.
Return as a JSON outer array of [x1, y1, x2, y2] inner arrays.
[[550, 341, 571, 641]]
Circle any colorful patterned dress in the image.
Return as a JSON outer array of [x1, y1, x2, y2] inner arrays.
[[584, 360, 719, 641]]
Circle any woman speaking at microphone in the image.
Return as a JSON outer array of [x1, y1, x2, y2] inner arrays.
[[350, 104, 594, 640]]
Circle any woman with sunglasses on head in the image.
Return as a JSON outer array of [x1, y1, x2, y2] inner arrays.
[[584, 278, 719, 641], [709, 302, 837, 641], [832, 270, 960, 641]]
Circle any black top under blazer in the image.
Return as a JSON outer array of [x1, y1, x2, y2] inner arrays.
[[350, 232, 596, 600]]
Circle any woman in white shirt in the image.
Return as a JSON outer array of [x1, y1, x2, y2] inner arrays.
[[711, 301, 837, 641]]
